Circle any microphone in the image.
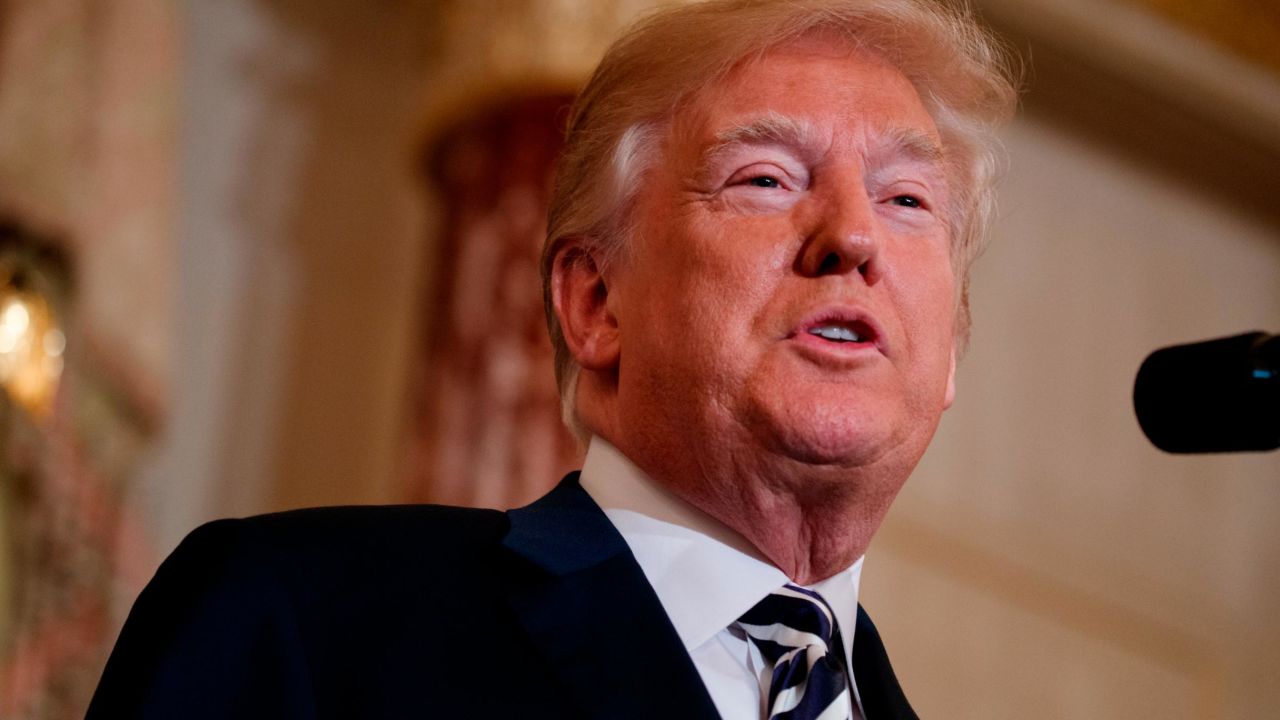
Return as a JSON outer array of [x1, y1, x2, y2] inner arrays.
[[1133, 332, 1279, 453]]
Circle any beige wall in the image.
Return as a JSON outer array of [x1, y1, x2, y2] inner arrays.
[[133, 0, 437, 551], [863, 4, 1280, 716], [865, 115, 1280, 718]]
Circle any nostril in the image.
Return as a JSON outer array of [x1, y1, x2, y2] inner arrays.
[[816, 252, 841, 275]]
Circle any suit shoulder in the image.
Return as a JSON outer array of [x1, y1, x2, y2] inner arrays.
[[236, 503, 507, 544], [178, 503, 509, 576], [92, 505, 516, 717]]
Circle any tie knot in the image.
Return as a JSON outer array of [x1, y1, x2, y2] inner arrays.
[[737, 583, 838, 663], [736, 584, 853, 720]]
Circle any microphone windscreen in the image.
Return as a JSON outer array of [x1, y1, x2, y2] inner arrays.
[[1133, 332, 1279, 453]]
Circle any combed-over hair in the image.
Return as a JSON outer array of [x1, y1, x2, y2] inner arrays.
[[542, 0, 1020, 439]]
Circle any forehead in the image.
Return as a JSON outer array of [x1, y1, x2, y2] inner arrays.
[[671, 36, 939, 157]]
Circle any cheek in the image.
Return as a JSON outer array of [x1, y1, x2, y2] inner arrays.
[[905, 289, 959, 405], [625, 246, 790, 408], [903, 271, 957, 330], [655, 218, 793, 323], [886, 244, 958, 366], [893, 235, 956, 308]]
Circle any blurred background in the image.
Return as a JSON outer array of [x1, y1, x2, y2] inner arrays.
[[0, 0, 1277, 717]]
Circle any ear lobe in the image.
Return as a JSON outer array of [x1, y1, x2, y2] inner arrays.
[[942, 345, 957, 410], [551, 243, 621, 371]]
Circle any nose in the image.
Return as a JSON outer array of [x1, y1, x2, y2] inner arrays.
[[796, 189, 881, 283]]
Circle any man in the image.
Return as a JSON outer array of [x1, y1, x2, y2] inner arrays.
[[89, 1, 1016, 718]]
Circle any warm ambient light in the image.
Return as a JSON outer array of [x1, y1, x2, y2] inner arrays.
[[0, 284, 63, 418]]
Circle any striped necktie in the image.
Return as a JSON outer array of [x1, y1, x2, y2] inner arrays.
[[737, 584, 854, 720]]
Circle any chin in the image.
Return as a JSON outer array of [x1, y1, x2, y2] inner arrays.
[[748, 396, 905, 468]]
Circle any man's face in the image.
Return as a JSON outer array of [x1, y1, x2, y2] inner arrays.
[[609, 37, 958, 484]]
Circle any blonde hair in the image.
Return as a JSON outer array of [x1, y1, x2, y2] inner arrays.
[[542, 0, 1020, 438]]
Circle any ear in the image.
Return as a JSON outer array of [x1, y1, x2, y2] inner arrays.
[[942, 344, 957, 410], [550, 241, 621, 372]]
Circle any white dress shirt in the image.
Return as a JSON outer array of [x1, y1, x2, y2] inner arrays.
[[579, 437, 866, 719]]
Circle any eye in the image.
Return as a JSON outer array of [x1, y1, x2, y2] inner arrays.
[[889, 194, 923, 209], [745, 175, 782, 189]]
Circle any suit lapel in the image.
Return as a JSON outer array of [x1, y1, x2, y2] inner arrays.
[[852, 604, 918, 720], [502, 473, 721, 720]]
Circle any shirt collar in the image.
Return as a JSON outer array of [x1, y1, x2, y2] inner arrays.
[[579, 436, 864, 665]]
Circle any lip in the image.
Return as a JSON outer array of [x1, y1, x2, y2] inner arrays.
[[785, 305, 888, 358]]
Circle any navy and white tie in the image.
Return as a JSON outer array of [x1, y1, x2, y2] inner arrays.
[[737, 584, 854, 720]]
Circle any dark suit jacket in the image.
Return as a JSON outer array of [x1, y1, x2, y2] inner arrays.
[[88, 473, 917, 719]]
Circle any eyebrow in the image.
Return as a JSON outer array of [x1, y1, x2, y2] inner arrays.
[[710, 112, 816, 150], [699, 113, 947, 173], [877, 127, 947, 167], [700, 112, 819, 169]]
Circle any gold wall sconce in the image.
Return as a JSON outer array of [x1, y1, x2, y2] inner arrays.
[[0, 223, 70, 422]]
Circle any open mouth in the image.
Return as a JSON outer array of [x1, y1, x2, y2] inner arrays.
[[803, 318, 877, 346]]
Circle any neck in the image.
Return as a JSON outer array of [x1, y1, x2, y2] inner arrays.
[[691, 459, 900, 584], [607, 428, 915, 584], [577, 378, 920, 584]]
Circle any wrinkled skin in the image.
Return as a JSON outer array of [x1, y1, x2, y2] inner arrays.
[[554, 37, 959, 583]]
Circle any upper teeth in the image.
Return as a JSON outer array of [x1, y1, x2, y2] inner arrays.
[[809, 325, 861, 342]]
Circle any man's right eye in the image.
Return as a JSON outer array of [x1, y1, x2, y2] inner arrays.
[[746, 176, 781, 189]]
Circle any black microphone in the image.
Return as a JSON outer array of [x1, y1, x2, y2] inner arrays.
[[1133, 332, 1279, 453]]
